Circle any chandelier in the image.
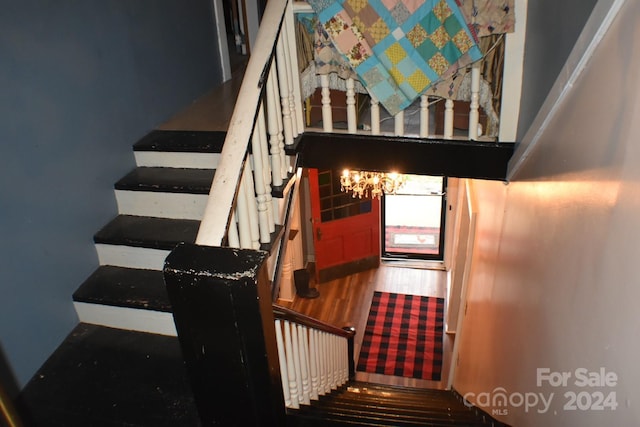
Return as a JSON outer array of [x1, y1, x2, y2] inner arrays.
[[340, 169, 406, 199]]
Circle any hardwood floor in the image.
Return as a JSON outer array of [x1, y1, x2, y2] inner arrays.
[[277, 262, 453, 390], [158, 61, 246, 132]]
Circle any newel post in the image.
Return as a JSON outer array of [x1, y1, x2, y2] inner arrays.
[[342, 326, 356, 381], [164, 243, 285, 426]]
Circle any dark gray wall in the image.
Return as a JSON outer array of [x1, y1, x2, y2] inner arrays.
[[0, 0, 222, 389], [517, 0, 598, 140]]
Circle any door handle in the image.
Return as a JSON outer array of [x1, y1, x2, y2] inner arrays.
[[316, 227, 322, 241]]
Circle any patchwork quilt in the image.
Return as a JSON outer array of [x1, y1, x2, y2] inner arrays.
[[306, 0, 484, 115]]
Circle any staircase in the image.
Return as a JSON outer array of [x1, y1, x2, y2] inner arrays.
[[17, 130, 228, 426], [71, 130, 225, 337], [13, 129, 508, 426], [288, 382, 507, 427]]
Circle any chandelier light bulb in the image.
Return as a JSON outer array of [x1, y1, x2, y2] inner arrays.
[[339, 169, 406, 199]]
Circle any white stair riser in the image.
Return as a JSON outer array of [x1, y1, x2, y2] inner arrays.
[[95, 243, 170, 270], [74, 301, 176, 336], [134, 151, 220, 169], [115, 190, 208, 220]]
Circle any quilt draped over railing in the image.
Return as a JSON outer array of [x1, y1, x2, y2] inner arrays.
[[305, 0, 484, 115]]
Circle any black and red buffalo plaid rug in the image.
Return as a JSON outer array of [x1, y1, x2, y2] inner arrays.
[[357, 291, 444, 380]]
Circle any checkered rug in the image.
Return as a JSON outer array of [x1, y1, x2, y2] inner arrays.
[[357, 292, 444, 380]]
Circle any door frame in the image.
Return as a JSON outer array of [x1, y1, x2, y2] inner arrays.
[[381, 176, 448, 261]]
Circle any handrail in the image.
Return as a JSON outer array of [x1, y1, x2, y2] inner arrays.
[[273, 304, 355, 338], [196, 0, 290, 247]]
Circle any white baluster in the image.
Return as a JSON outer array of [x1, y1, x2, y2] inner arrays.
[[276, 35, 294, 146], [242, 162, 260, 249], [370, 95, 380, 135], [331, 335, 340, 390], [420, 95, 430, 138], [227, 211, 240, 248], [394, 110, 404, 136], [266, 69, 283, 187], [444, 99, 454, 139], [282, 0, 303, 134], [336, 336, 343, 386], [281, 12, 300, 139], [346, 78, 357, 134], [318, 332, 327, 395], [257, 106, 276, 233], [283, 321, 299, 409], [274, 320, 292, 408], [236, 172, 252, 249], [269, 69, 287, 181], [341, 337, 348, 384], [290, 321, 304, 405], [251, 114, 271, 244], [320, 74, 333, 132], [468, 62, 481, 140], [309, 329, 319, 400], [298, 325, 311, 405]]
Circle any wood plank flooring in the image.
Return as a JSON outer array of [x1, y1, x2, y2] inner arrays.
[[277, 263, 453, 390], [158, 62, 246, 132]]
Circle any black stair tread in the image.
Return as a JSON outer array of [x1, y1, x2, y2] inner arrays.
[[297, 401, 486, 425], [73, 266, 171, 312], [348, 381, 455, 397], [133, 130, 226, 153], [311, 397, 483, 419], [333, 389, 459, 409], [115, 167, 215, 194], [286, 381, 509, 427], [94, 215, 199, 250], [296, 406, 461, 425], [16, 323, 200, 427], [289, 407, 489, 427]]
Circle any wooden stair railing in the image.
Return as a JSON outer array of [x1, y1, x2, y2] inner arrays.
[[272, 304, 355, 409], [196, 0, 304, 250], [164, 245, 356, 425]]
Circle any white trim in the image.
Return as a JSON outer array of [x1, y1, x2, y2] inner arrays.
[[212, 0, 232, 82], [498, 0, 527, 143], [95, 243, 170, 270], [508, 0, 626, 180], [115, 190, 208, 220], [134, 151, 220, 169], [447, 180, 478, 390], [74, 302, 177, 336]]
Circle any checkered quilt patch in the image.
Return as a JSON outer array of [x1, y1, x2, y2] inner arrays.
[[357, 291, 444, 380], [307, 0, 483, 115]]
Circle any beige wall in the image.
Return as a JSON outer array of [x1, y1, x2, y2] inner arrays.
[[454, 1, 640, 425]]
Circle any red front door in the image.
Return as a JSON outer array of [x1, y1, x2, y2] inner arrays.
[[308, 168, 380, 283]]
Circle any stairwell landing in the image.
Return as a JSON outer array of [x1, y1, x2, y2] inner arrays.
[[14, 69, 508, 426]]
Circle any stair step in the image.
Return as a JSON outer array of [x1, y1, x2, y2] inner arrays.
[[16, 323, 199, 426], [94, 215, 199, 251], [287, 382, 508, 427], [313, 395, 480, 419], [73, 266, 171, 312], [298, 402, 479, 425], [133, 130, 225, 168], [114, 167, 213, 219], [134, 130, 226, 153], [115, 167, 215, 194]]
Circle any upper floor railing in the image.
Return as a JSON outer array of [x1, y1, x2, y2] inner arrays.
[[196, 0, 522, 251]]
